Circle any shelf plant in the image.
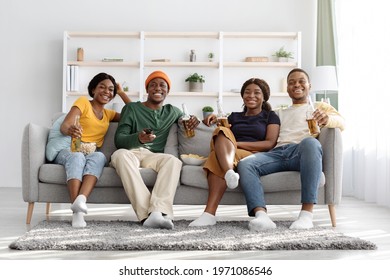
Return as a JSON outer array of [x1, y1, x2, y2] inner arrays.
[[185, 73, 205, 83], [208, 52, 214, 62], [272, 46, 294, 61], [202, 106, 214, 112], [185, 73, 205, 92]]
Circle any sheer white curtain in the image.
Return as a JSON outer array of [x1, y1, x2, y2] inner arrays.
[[336, 0, 390, 207]]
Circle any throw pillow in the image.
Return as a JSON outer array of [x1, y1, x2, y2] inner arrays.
[[177, 122, 214, 158], [45, 114, 71, 161], [164, 124, 179, 157]]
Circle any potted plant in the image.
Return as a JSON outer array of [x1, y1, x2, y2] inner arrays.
[[202, 105, 214, 119], [122, 81, 129, 92], [272, 46, 294, 62], [185, 73, 205, 92], [208, 52, 214, 62]]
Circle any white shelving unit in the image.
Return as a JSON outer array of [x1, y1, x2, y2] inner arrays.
[[63, 31, 301, 115]]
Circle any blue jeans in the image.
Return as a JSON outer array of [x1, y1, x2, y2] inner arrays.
[[237, 137, 323, 216], [54, 149, 106, 182]]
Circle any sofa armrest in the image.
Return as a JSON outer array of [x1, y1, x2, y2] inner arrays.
[[318, 127, 343, 205], [21, 123, 49, 202]]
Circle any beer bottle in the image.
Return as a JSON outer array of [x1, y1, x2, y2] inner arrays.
[[181, 103, 195, 138], [182, 103, 191, 120], [306, 96, 320, 137], [71, 115, 81, 152], [216, 99, 229, 127]]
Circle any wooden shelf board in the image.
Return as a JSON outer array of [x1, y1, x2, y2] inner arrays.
[[223, 61, 297, 67], [144, 62, 219, 67], [67, 61, 139, 67], [155, 92, 218, 97], [223, 92, 288, 97], [67, 92, 138, 97], [223, 32, 298, 39], [67, 31, 139, 38], [144, 32, 219, 39]]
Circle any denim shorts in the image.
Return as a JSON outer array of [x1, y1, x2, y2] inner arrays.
[[54, 149, 107, 182]]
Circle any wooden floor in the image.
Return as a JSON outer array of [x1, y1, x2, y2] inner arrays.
[[1, 187, 390, 260]]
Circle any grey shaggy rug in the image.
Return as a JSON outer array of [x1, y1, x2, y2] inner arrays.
[[9, 220, 377, 251]]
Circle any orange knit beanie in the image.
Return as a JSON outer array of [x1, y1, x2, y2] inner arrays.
[[145, 70, 171, 91]]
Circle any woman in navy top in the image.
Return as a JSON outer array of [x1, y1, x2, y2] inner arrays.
[[189, 78, 280, 227]]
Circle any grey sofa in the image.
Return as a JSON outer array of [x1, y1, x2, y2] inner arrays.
[[22, 118, 343, 226]]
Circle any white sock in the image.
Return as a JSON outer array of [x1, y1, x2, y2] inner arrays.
[[71, 194, 88, 214], [224, 169, 240, 189], [188, 212, 217, 227], [72, 212, 86, 228], [143, 212, 174, 230], [248, 211, 276, 231], [289, 210, 314, 229]]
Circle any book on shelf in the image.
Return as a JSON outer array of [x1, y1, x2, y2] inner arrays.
[[245, 56, 269, 62], [102, 58, 124, 62], [66, 65, 71, 91], [66, 65, 79, 92], [151, 58, 171, 62]]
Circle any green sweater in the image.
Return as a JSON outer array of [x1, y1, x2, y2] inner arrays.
[[115, 101, 183, 153]]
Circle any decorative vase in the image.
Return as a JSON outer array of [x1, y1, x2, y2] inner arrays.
[[77, 48, 84, 61], [189, 82, 203, 92], [190, 49, 196, 62], [278, 57, 288, 62]]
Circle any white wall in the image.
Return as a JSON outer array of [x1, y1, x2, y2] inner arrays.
[[0, 0, 316, 187]]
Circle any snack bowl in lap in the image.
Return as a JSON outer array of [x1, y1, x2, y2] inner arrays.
[[180, 154, 207, 166], [80, 142, 97, 155]]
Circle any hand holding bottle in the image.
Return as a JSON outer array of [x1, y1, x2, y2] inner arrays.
[[216, 99, 230, 128], [71, 115, 83, 152], [181, 103, 197, 138], [312, 108, 329, 127], [69, 116, 83, 138], [202, 113, 217, 126], [306, 97, 320, 137]]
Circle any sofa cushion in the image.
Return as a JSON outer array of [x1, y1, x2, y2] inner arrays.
[[261, 171, 325, 192], [180, 165, 208, 189], [177, 122, 215, 158], [180, 165, 325, 193]]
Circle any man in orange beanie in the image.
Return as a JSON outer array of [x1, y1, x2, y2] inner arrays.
[[144, 70, 171, 91], [111, 70, 200, 229]]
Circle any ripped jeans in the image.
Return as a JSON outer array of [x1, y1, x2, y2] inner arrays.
[[54, 149, 106, 181]]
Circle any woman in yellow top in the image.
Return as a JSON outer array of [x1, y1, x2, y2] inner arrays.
[[56, 72, 130, 227]]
